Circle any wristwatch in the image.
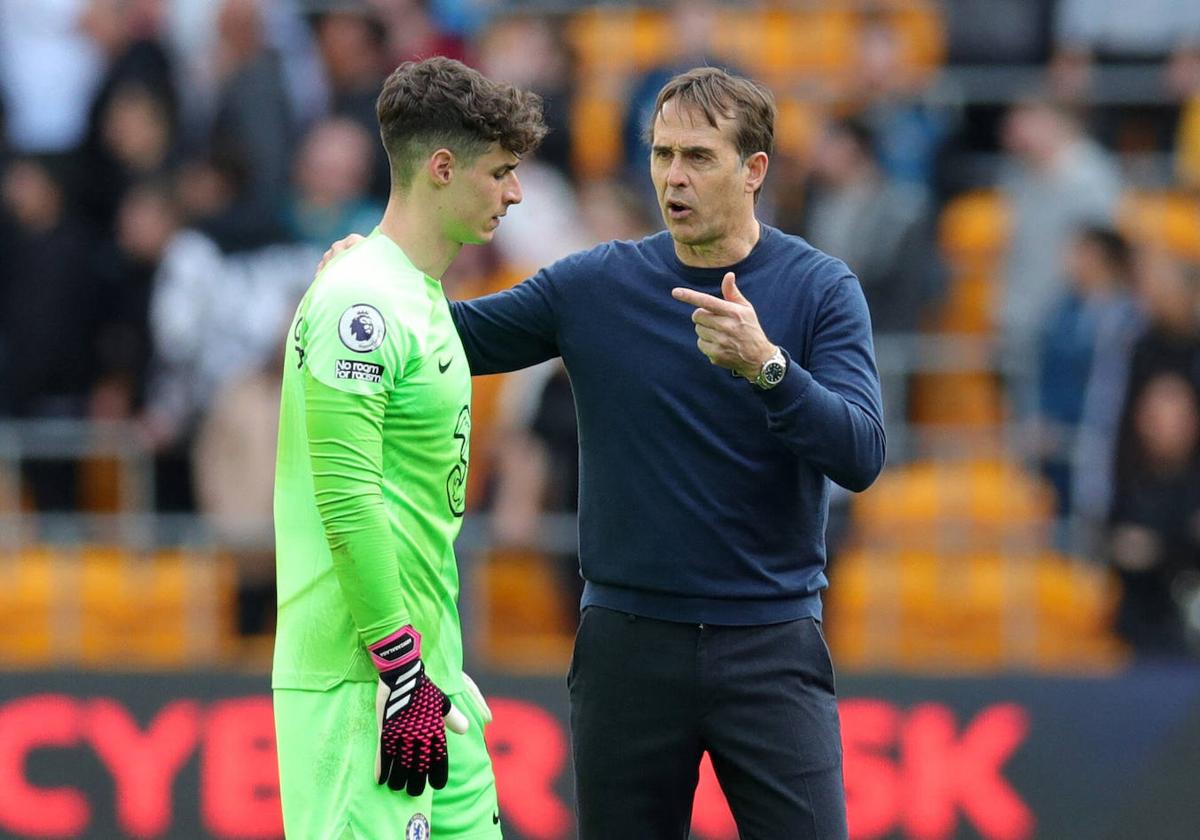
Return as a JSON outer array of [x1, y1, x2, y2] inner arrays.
[[753, 347, 787, 390]]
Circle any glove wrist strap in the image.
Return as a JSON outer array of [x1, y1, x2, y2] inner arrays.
[[367, 625, 421, 673]]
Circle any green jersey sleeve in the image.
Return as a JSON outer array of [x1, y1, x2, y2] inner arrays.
[[301, 271, 425, 397], [304, 372, 411, 645]]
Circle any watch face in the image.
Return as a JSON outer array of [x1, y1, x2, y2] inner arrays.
[[763, 360, 786, 385]]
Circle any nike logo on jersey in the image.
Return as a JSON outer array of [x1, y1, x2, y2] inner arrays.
[[493, 812, 500, 825], [438, 356, 453, 373]]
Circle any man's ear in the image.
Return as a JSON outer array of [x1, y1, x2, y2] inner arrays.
[[429, 148, 455, 186], [744, 151, 768, 195]]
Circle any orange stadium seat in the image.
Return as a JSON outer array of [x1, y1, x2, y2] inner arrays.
[[883, 1, 947, 78], [0, 549, 57, 665], [481, 548, 574, 671], [1118, 191, 1200, 259], [908, 371, 1004, 427], [938, 189, 1011, 268], [0, 546, 235, 668], [828, 460, 1125, 670]]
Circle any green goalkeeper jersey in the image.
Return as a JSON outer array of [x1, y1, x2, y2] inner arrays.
[[272, 228, 470, 694]]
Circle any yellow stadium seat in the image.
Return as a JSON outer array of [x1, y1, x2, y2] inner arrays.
[[481, 549, 574, 672], [933, 270, 994, 334], [884, 2, 947, 78], [1118, 191, 1200, 260], [828, 458, 1125, 671], [69, 547, 232, 668], [909, 371, 1004, 428], [939, 189, 1011, 266], [0, 550, 57, 665]]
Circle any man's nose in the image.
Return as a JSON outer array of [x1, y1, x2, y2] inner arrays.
[[666, 157, 688, 186]]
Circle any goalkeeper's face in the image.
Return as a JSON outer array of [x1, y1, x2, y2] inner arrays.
[[440, 143, 524, 246], [650, 100, 764, 250]]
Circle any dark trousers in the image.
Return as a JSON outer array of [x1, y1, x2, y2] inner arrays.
[[568, 607, 848, 840]]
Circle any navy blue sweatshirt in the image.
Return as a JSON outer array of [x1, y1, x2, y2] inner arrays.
[[451, 224, 885, 624]]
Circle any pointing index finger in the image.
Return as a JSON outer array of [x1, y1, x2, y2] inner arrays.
[[671, 287, 739, 315]]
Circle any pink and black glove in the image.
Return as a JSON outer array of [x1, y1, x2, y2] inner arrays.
[[368, 626, 468, 796]]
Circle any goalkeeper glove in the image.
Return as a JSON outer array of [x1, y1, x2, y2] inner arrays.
[[368, 626, 469, 796]]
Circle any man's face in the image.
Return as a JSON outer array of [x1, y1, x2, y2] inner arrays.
[[650, 100, 757, 248], [441, 144, 523, 246]]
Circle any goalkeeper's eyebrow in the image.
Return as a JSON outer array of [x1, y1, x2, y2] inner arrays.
[[492, 153, 522, 177]]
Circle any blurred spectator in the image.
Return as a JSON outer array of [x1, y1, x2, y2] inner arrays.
[[1033, 226, 1134, 522], [193, 347, 283, 636], [491, 362, 581, 629], [620, 0, 725, 189], [1050, 1, 1199, 169], [370, 0, 467, 66], [797, 116, 945, 561], [306, 1, 390, 198], [938, 0, 1055, 194], [281, 117, 381, 247], [426, 0, 491, 39], [165, 0, 326, 144], [0, 156, 105, 508], [81, 82, 178, 235], [998, 94, 1122, 417], [477, 13, 576, 180], [139, 182, 316, 509], [1112, 253, 1200, 493], [187, 0, 293, 252], [0, 0, 102, 154], [575, 179, 658, 244], [143, 233, 316, 461], [88, 178, 186, 422], [1108, 372, 1200, 657], [1071, 240, 1147, 547], [77, 0, 177, 230], [800, 117, 946, 337], [845, 13, 954, 191]]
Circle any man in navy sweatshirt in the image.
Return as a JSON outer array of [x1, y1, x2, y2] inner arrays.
[[323, 67, 884, 840]]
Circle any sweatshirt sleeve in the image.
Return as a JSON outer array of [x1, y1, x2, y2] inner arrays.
[[303, 370, 411, 648], [450, 266, 563, 375], [757, 275, 886, 492]]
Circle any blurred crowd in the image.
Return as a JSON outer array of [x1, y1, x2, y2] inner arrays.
[[2, 0, 1200, 658]]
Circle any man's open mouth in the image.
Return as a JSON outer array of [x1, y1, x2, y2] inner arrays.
[[666, 200, 692, 218]]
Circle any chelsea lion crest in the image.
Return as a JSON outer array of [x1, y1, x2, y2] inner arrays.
[[405, 813, 430, 840], [339, 303, 386, 353]]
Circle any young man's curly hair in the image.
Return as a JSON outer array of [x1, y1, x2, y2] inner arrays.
[[376, 57, 547, 189]]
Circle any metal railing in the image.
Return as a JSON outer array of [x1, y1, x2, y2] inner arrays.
[[0, 335, 1059, 670]]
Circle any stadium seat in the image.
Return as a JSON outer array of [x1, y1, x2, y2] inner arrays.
[[0, 546, 235, 668], [829, 460, 1125, 670], [938, 189, 1011, 270], [480, 548, 574, 671], [1118, 191, 1200, 259], [0, 549, 56, 665]]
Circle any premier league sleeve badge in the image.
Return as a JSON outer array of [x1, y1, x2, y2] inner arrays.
[[339, 303, 387, 353]]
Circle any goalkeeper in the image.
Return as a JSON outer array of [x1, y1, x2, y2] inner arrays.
[[272, 57, 545, 839]]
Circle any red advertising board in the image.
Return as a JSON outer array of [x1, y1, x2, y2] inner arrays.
[[0, 670, 1197, 839]]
